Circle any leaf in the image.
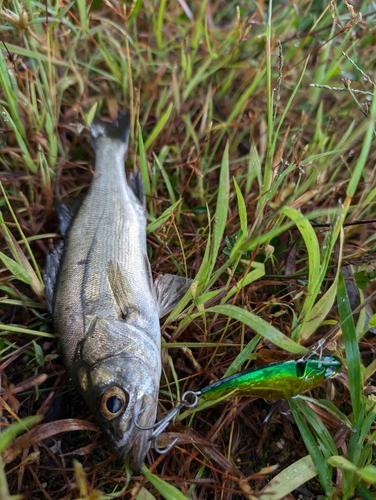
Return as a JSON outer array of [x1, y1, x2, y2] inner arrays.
[[298, 396, 354, 431], [0, 251, 33, 284], [337, 270, 362, 423], [233, 178, 247, 234], [354, 271, 369, 290], [142, 465, 189, 500], [205, 140, 230, 288], [2, 419, 98, 463], [132, 484, 157, 500], [205, 305, 308, 355], [259, 455, 317, 499], [298, 224, 343, 341], [289, 399, 335, 496], [85, 102, 99, 127], [327, 455, 358, 471], [138, 121, 151, 199], [0, 324, 54, 338], [280, 206, 320, 309], [32, 341, 45, 367], [145, 102, 173, 150], [360, 465, 376, 483], [357, 484, 375, 500], [246, 141, 262, 192], [299, 270, 339, 341], [147, 199, 182, 233], [0, 455, 12, 500], [224, 334, 261, 376], [0, 416, 41, 453], [292, 398, 337, 457], [186, 142, 230, 299], [223, 265, 265, 302]]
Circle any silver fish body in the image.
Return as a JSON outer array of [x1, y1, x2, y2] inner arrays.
[[44, 114, 190, 470]]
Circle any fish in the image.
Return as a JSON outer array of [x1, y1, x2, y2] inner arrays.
[[43, 113, 191, 471]]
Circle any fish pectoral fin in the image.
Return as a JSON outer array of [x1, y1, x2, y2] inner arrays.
[[55, 198, 83, 236], [107, 261, 133, 318], [129, 170, 146, 208], [43, 240, 64, 313], [154, 274, 192, 318]]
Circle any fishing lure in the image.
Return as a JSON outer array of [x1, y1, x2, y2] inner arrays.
[[135, 355, 342, 453]]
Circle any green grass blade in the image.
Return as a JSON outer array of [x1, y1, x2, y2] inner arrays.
[[298, 232, 342, 341], [292, 398, 337, 457], [142, 465, 189, 500], [147, 199, 182, 233], [223, 265, 265, 302], [0, 252, 32, 284], [289, 399, 334, 496], [145, 103, 173, 150], [337, 270, 362, 423], [0, 51, 26, 139], [259, 455, 317, 500], [77, 0, 89, 33], [298, 396, 354, 431], [1, 110, 35, 173], [0, 324, 54, 338], [280, 206, 320, 312], [207, 140, 230, 282], [224, 334, 261, 376], [204, 305, 308, 355], [0, 183, 43, 283], [138, 121, 152, 199], [233, 177, 247, 234], [346, 85, 376, 199], [246, 142, 262, 193], [0, 416, 41, 453]]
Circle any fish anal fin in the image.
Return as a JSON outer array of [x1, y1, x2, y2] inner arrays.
[[154, 274, 192, 318]]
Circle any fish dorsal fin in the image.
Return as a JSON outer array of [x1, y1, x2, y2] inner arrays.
[[153, 274, 192, 318]]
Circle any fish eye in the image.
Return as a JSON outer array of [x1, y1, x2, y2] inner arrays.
[[100, 387, 128, 419]]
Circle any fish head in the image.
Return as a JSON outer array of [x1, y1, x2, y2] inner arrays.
[[74, 320, 161, 471]]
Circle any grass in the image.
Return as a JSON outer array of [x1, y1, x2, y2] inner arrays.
[[0, 0, 376, 498]]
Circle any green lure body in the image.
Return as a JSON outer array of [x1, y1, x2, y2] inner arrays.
[[200, 355, 342, 401]]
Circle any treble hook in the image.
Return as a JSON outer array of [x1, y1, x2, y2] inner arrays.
[[134, 390, 200, 454], [297, 339, 326, 366]]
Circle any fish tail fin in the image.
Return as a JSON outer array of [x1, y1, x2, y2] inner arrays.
[[90, 113, 146, 206], [90, 112, 130, 145]]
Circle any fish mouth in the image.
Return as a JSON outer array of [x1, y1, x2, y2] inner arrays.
[[129, 396, 157, 472], [107, 395, 157, 472]]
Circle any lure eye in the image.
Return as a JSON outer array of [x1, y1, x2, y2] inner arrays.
[[325, 366, 335, 378], [100, 387, 128, 419]]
